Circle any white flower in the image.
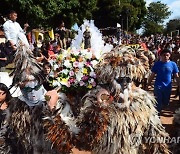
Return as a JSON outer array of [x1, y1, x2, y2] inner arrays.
[[64, 60, 72, 68], [53, 64, 59, 70], [91, 60, 98, 67], [81, 49, 92, 59], [61, 69, 69, 75], [78, 62, 84, 68], [85, 51, 92, 59], [52, 80, 61, 87], [72, 48, 79, 56], [89, 78, 95, 83], [81, 49, 87, 55], [90, 71, 96, 78], [76, 71, 84, 82], [63, 50, 70, 57]]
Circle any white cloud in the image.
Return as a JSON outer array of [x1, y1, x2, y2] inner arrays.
[[168, 0, 180, 19], [145, 0, 155, 6], [145, 0, 154, 6]]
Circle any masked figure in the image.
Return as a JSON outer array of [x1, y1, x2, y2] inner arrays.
[[73, 47, 169, 154], [0, 42, 76, 154]]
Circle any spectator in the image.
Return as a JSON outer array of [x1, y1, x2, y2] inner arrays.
[[32, 47, 44, 63], [4, 42, 16, 63], [47, 42, 56, 60], [0, 43, 8, 71], [41, 41, 49, 61], [42, 62, 54, 91], [3, 10, 29, 50], [0, 83, 12, 124], [147, 49, 179, 114], [55, 21, 67, 49]]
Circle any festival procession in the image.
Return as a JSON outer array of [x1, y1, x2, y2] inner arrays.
[[0, 0, 180, 154]]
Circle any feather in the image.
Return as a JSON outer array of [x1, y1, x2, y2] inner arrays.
[[74, 46, 170, 154], [172, 108, 180, 153], [9, 42, 44, 87]]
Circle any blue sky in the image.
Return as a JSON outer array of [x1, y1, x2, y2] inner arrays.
[[145, 0, 180, 21]]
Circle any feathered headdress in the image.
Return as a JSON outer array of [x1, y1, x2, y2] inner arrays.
[[95, 46, 149, 108], [9, 42, 44, 87], [96, 46, 147, 85]]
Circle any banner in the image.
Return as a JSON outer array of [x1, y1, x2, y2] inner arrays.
[[48, 29, 54, 40], [127, 44, 140, 50]]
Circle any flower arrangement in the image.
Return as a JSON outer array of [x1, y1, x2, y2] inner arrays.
[[49, 48, 98, 94]]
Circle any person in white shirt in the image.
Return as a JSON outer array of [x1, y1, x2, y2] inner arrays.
[[3, 10, 29, 50]]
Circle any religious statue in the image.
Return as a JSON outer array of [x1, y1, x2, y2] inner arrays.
[[83, 26, 91, 49]]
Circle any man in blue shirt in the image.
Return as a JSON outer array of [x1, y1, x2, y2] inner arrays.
[[147, 48, 179, 113]]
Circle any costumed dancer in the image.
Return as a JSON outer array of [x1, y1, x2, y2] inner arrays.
[[0, 42, 78, 154], [38, 21, 169, 153], [74, 47, 169, 154], [173, 93, 180, 153]]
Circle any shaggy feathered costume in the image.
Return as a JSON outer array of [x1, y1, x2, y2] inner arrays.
[[0, 96, 76, 154], [43, 92, 79, 153], [74, 49, 169, 154], [1, 98, 57, 153], [173, 108, 180, 154], [0, 43, 75, 154], [114, 45, 152, 89]]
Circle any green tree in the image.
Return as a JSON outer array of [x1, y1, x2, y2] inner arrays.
[[0, 0, 146, 32], [0, 0, 97, 29], [93, 0, 147, 32], [143, 1, 171, 36], [93, 0, 121, 28], [120, 0, 147, 32], [143, 21, 164, 35], [166, 18, 180, 34], [130, 0, 147, 31]]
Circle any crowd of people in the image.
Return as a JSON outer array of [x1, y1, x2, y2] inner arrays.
[[0, 10, 180, 110], [0, 10, 180, 154]]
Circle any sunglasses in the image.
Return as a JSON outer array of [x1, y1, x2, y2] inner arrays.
[[21, 84, 42, 93]]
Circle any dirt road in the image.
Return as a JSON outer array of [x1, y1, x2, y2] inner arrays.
[[160, 83, 180, 137], [147, 81, 180, 136]]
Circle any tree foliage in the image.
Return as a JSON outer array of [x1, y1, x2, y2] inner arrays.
[[0, 0, 97, 29], [143, 21, 164, 35], [93, 0, 121, 28], [147, 1, 171, 24], [93, 0, 147, 32], [0, 0, 147, 32], [121, 0, 147, 32], [166, 18, 180, 34], [143, 1, 171, 36]]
